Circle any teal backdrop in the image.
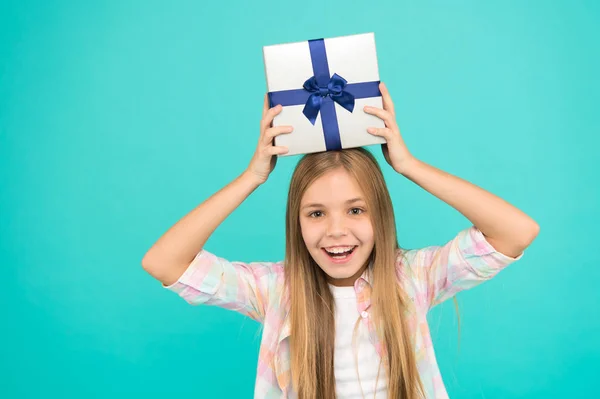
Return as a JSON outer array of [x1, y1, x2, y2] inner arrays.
[[1, 0, 598, 397]]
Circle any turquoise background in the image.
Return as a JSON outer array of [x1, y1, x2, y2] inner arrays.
[[1, 0, 598, 397]]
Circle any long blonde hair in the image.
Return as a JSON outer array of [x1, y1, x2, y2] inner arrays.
[[284, 147, 426, 399]]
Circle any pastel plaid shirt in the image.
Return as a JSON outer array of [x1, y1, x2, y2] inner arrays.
[[164, 226, 523, 398]]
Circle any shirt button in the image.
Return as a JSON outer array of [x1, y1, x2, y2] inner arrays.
[[361, 311, 369, 319]]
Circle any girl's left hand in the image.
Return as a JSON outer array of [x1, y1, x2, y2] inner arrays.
[[364, 82, 416, 174]]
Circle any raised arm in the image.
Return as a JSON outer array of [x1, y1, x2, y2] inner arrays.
[[365, 82, 539, 256], [142, 97, 292, 286], [142, 171, 262, 286]]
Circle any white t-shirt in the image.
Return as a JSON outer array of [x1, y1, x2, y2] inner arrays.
[[329, 284, 388, 398]]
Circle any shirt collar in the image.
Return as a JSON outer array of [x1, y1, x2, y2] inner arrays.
[[356, 262, 373, 287]]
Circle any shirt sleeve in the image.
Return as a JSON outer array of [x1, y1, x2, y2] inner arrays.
[[162, 249, 283, 323], [400, 225, 524, 309]]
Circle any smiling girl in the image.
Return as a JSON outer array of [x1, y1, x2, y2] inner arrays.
[[142, 83, 539, 398]]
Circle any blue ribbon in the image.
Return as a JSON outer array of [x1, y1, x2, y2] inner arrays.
[[268, 39, 381, 151]]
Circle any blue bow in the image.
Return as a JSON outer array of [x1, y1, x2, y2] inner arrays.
[[302, 73, 355, 125]]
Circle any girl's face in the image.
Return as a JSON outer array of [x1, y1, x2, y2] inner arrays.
[[299, 168, 375, 287]]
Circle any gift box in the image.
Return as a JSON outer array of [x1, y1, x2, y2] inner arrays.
[[263, 33, 386, 156]]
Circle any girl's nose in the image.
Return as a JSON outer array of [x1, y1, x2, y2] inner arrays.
[[326, 216, 348, 237]]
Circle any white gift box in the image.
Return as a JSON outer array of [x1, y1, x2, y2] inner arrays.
[[263, 33, 386, 157]]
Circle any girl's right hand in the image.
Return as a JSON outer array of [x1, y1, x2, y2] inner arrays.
[[245, 94, 293, 185]]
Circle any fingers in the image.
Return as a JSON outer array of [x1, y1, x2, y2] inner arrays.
[[264, 145, 289, 156], [367, 127, 394, 141], [263, 125, 293, 144], [363, 105, 396, 128], [379, 82, 395, 116], [258, 100, 291, 157], [261, 103, 283, 131]]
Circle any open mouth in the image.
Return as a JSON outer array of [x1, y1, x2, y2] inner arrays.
[[322, 246, 357, 261]]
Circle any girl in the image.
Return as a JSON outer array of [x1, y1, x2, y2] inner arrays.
[[142, 83, 539, 399]]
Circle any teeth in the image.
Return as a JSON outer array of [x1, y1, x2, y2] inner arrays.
[[325, 246, 355, 254]]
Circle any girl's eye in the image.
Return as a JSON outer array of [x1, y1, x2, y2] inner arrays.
[[308, 209, 364, 218]]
